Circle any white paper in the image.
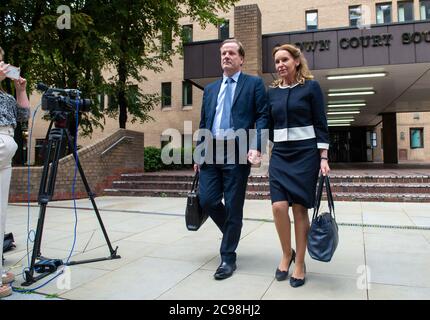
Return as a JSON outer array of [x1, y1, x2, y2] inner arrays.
[[6, 66, 20, 80]]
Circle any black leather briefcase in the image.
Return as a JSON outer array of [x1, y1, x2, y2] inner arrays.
[[185, 171, 208, 231]]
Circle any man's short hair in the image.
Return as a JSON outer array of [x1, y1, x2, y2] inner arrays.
[[221, 39, 245, 58]]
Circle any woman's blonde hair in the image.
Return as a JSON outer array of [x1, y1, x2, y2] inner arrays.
[[271, 43, 313, 87]]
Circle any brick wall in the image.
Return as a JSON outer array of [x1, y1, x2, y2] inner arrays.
[[235, 4, 262, 76], [397, 112, 430, 161], [10, 129, 145, 202]]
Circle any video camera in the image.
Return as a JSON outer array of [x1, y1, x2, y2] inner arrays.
[[37, 83, 92, 113]]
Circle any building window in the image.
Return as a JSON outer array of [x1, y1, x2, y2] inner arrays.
[[108, 95, 117, 108], [376, 2, 392, 24], [162, 28, 172, 52], [161, 82, 172, 108], [182, 81, 192, 106], [349, 5, 362, 27], [98, 93, 105, 111], [421, 0, 430, 20], [398, 1, 414, 22], [128, 85, 139, 105], [410, 128, 424, 148], [34, 139, 46, 166], [371, 132, 377, 147], [182, 24, 193, 44], [218, 20, 229, 40], [306, 10, 318, 31]]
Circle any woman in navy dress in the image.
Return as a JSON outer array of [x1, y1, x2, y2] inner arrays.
[[268, 44, 330, 287]]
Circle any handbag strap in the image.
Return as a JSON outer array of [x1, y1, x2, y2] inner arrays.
[[312, 174, 336, 221], [325, 175, 335, 219], [191, 171, 199, 192], [312, 174, 325, 220]]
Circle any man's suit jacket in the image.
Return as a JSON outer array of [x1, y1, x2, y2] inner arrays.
[[198, 72, 268, 153]]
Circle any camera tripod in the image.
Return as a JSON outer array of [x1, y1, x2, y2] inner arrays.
[[22, 114, 120, 286]]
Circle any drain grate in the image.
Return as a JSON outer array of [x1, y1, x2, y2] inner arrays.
[[243, 217, 430, 231], [13, 204, 430, 231]]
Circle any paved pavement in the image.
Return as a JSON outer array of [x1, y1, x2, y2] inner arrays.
[[2, 196, 430, 300]]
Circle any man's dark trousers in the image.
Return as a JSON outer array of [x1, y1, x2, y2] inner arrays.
[[199, 140, 250, 264]]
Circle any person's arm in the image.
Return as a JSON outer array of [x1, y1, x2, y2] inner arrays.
[[194, 87, 209, 172], [14, 77, 30, 122], [248, 78, 268, 164], [267, 88, 274, 143], [310, 81, 330, 175], [254, 77, 268, 152], [15, 77, 30, 108]]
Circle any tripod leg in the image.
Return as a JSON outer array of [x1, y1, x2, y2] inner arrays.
[[65, 130, 119, 258], [25, 129, 65, 285]]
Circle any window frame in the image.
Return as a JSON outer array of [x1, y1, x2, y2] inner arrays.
[[398, 1, 414, 22], [162, 29, 172, 52], [420, 0, 430, 20], [218, 20, 230, 40], [376, 2, 393, 24], [161, 82, 172, 109], [410, 128, 424, 149], [182, 81, 193, 107], [98, 93, 105, 111], [182, 24, 193, 44], [305, 10, 318, 31], [349, 5, 362, 27]]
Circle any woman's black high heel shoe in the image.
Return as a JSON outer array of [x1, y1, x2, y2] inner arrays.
[[275, 249, 296, 281], [290, 262, 306, 288]]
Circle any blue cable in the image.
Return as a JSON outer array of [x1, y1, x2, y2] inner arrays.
[[13, 96, 81, 294]]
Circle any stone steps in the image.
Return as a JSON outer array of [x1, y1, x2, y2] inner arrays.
[[111, 180, 430, 194], [104, 171, 430, 202], [119, 172, 430, 184], [104, 188, 430, 202]]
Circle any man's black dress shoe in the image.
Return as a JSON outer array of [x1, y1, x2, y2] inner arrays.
[[214, 261, 237, 280], [275, 249, 296, 281]]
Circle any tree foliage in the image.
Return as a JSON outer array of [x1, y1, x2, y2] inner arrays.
[[0, 0, 239, 134]]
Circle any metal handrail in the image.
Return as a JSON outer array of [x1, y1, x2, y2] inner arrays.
[[100, 136, 134, 156]]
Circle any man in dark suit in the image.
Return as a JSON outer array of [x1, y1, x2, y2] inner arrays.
[[194, 39, 268, 280]]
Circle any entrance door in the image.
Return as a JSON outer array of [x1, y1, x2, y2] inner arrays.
[[329, 131, 350, 162], [329, 128, 368, 162]]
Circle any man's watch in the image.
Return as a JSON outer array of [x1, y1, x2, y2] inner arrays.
[[320, 157, 328, 160]]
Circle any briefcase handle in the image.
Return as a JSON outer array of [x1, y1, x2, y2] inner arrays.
[[191, 171, 199, 192], [312, 174, 335, 221]]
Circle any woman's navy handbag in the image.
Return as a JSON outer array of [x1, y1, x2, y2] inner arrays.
[[307, 175, 339, 262], [185, 171, 208, 231]]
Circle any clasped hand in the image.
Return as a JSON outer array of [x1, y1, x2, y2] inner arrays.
[[247, 149, 262, 165]]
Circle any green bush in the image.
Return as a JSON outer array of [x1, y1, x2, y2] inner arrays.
[[162, 147, 194, 170], [144, 146, 194, 172], [144, 147, 163, 172]]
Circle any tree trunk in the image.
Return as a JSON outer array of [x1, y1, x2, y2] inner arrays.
[[118, 59, 127, 129], [118, 29, 128, 129]]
